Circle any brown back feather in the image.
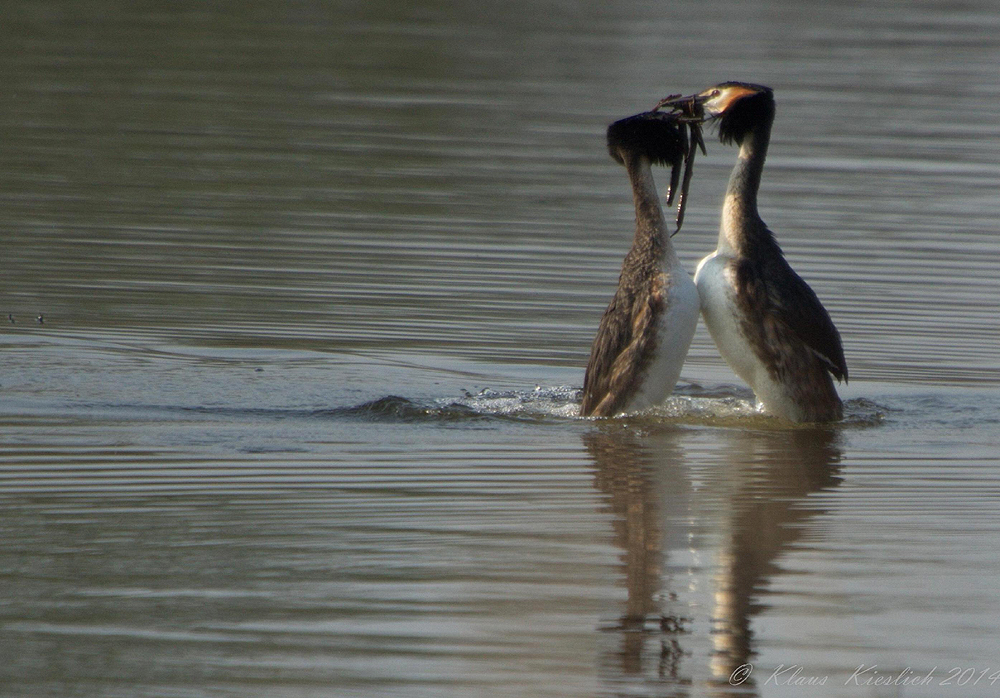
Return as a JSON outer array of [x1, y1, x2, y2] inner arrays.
[[581, 260, 664, 417], [732, 255, 847, 420]]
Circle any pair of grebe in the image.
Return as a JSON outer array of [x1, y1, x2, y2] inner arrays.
[[580, 82, 848, 422]]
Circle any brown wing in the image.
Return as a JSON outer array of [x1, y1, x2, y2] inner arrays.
[[580, 277, 664, 417], [733, 254, 848, 384]]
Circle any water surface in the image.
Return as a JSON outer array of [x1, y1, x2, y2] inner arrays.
[[2, 0, 1000, 696]]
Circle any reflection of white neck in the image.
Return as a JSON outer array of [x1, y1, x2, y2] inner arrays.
[[709, 547, 753, 683]]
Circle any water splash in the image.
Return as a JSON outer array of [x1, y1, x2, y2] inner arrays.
[[637, 394, 886, 429], [330, 386, 581, 425], [451, 386, 582, 420], [333, 385, 888, 429]]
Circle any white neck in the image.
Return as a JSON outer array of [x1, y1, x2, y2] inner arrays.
[[625, 155, 680, 266], [717, 125, 771, 257]]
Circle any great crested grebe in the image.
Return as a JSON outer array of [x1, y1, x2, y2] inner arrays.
[[678, 82, 848, 422], [580, 112, 700, 417]]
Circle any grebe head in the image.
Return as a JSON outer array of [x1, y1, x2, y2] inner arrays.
[[605, 111, 686, 167], [695, 82, 774, 146]]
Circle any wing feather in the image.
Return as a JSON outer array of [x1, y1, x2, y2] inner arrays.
[[733, 253, 848, 384], [581, 278, 663, 417]]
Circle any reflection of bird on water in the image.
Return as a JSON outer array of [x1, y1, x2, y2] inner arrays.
[[584, 424, 843, 696], [584, 425, 689, 683], [665, 83, 848, 422], [706, 427, 843, 686], [580, 113, 700, 417]]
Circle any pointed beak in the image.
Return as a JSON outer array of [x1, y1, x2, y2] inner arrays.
[[653, 92, 709, 122]]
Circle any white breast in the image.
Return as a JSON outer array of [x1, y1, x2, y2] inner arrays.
[[694, 252, 761, 386], [694, 251, 817, 420], [626, 260, 700, 412]]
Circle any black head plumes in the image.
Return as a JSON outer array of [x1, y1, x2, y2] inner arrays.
[[716, 82, 775, 146], [606, 109, 706, 234], [606, 111, 686, 167]]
